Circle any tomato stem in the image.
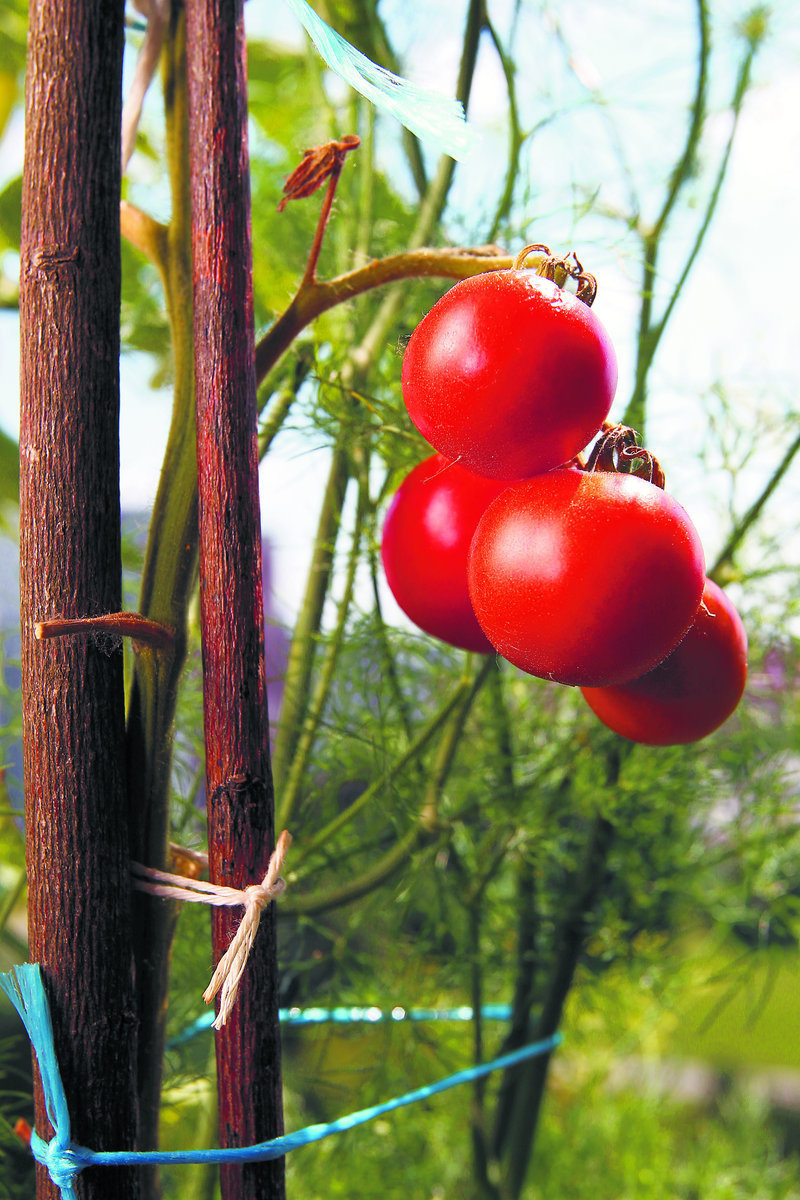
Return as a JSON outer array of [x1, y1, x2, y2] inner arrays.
[[584, 423, 666, 488], [513, 242, 597, 306]]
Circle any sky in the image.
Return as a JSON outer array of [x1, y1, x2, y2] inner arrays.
[[0, 0, 798, 627]]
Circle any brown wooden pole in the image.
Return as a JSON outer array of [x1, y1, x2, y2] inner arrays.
[[18, 1, 140, 1198], [184, 2, 285, 1198]]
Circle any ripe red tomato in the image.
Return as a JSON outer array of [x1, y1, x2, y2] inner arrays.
[[580, 579, 748, 745], [381, 454, 509, 653], [401, 270, 617, 480], [468, 468, 705, 686]]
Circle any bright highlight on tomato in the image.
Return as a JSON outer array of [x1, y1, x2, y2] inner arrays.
[[401, 270, 617, 480], [380, 454, 509, 653], [467, 468, 706, 687], [580, 578, 748, 745]]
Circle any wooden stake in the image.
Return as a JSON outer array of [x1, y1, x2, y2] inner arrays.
[[18, 1, 139, 1197], [184, 2, 285, 1197]]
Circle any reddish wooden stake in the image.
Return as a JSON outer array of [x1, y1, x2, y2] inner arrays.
[[18, 2, 139, 1198], [184, 3, 285, 1199]]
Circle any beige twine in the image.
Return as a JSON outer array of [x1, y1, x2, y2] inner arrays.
[[132, 829, 291, 1029]]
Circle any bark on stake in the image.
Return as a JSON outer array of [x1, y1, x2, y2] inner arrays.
[[184, 2, 285, 1199], [18, 2, 139, 1198]]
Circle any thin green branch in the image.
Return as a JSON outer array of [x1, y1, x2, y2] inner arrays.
[[367, 545, 417, 744], [277, 473, 368, 830], [289, 666, 483, 869], [646, 32, 760, 357], [625, 23, 762, 439], [271, 444, 349, 796], [484, 15, 524, 242], [257, 349, 312, 453], [280, 656, 493, 915], [498, 745, 627, 1199], [625, 0, 710, 436], [711, 424, 800, 582], [280, 822, 420, 916]]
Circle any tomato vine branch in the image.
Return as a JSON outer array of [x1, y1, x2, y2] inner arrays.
[[254, 246, 513, 386]]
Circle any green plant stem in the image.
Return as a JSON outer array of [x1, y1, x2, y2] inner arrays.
[[624, 0, 709, 437], [419, 654, 493, 830], [289, 660, 489, 870], [484, 15, 524, 243], [277, 474, 368, 830], [125, 9, 198, 1159], [271, 444, 349, 797], [176, 1039, 219, 1200], [254, 351, 313, 493], [367, 547, 416, 743], [711, 424, 800, 583], [624, 18, 761, 437], [497, 746, 625, 1200], [281, 656, 493, 915], [468, 901, 499, 1200]]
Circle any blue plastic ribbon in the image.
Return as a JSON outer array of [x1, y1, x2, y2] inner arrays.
[[169, 1002, 514, 1046], [283, 0, 476, 160], [0, 965, 81, 1200], [2, 963, 561, 1196]]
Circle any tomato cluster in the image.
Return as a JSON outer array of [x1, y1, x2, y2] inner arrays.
[[382, 247, 747, 746]]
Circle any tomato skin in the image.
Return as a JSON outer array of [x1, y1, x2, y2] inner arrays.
[[401, 271, 617, 481], [468, 469, 705, 686], [580, 579, 747, 745], [381, 454, 510, 653]]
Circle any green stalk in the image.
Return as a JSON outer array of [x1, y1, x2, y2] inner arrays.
[[624, 0, 709, 438], [281, 655, 493, 915], [711, 424, 800, 583], [277, 473, 368, 830], [498, 746, 626, 1199], [271, 443, 349, 796], [624, 11, 762, 437], [367, 546, 417, 743], [290, 669, 479, 869]]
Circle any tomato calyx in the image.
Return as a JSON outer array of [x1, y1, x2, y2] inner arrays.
[[513, 242, 598, 307], [584, 422, 666, 489]]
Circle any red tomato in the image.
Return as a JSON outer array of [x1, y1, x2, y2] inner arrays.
[[381, 454, 509, 653], [468, 468, 705, 686], [580, 579, 748, 745], [401, 271, 617, 480]]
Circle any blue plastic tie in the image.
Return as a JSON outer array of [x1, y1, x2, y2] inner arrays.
[[169, 1002, 514, 1046], [283, 0, 476, 160], [2, 963, 561, 1197]]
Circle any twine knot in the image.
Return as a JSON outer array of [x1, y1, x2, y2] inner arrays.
[[132, 830, 291, 1029]]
